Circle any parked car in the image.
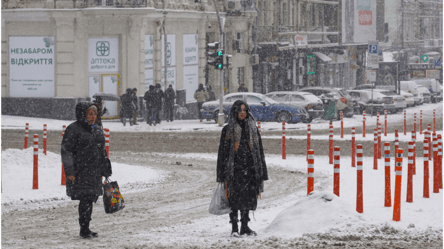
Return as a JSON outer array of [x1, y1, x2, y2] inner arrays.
[[265, 91, 324, 123], [300, 87, 354, 119], [411, 78, 443, 103], [417, 86, 432, 103], [347, 90, 387, 114], [400, 81, 423, 105], [367, 89, 406, 113], [201, 92, 309, 123], [399, 90, 415, 107]]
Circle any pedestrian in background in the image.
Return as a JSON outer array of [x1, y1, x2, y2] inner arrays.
[[131, 88, 139, 125], [238, 84, 248, 92], [61, 102, 112, 239], [194, 83, 209, 122], [207, 85, 216, 101], [154, 83, 164, 124], [120, 88, 134, 126], [144, 85, 156, 126], [164, 84, 176, 122], [216, 100, 268, 237]]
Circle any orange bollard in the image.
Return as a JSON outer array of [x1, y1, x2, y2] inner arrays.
[[414, 113, 417, 134], [356, 144, 364, 213], [438, 134, 442, 189], [307, 149, 314, 196], [43, 124, 47, 155], [404, 110, 407, 135], [61, 125, 66, 186], [433, 109, 436, 134], [423, 139, 430, 198], [282, 121, 286, 160], [384, 110, 388, 136], [329, 122, 333, 164], [351, 127, 356, 167], [428, 125, 432, 160], [362, 111, 366, 138], [377, 112, 380, 128], [24, 123, 29, 149], [373, 129, 378, 170], [334, 146, 340, 197], [395, 129, 399, 172], [104, 128, 110, 158], [257, 122, 261, 134], [384, 142, 391, 207], [406, 141, 414, 203], [306, 124, 311, 161], [412, 131, 416, 175], [420, 110, 423, 134], [393, 149, 403, 221], [433, 135, 439, 193], [340, 111, 344, 138], [378, 123, 382, 159], [33, 134, 39, 189]]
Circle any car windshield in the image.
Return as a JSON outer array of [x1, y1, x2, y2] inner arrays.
[[417, 87, 430, 93], [263, 95, 278, 104], [338, 89, 351, 98], [301, 93, 319, 102], [380, 91, 396, 96]]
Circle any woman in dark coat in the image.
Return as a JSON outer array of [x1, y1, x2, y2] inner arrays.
[[216, 100, 268, 237], [61, 101, 112, 238]]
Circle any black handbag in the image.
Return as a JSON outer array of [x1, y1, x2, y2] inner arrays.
[[103, 178, 125, 214]]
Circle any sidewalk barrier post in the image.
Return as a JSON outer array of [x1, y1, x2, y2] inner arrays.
[[393, 149, 403, 221], [282, 121, 286, 160], [24, 123, 29, 149], [404, 110, 407, 135], [340, 111, 344, 138], [428, 125, 432, 160], [407, 141, 414, 203], [334, 146, 340, 197], [307, 124, 311, 161], [384, 142, 391, 207], [329, 122, 333, 164], [378, 123, 382, 159], [395, 129, 399, 171], [43, 124, 47, 155], [377, 112, 380, 128], [374, 129, 378, 170], [412, 130, 417, 175], [420, 110, 423, 134], [414, 113, 417, 134], [351, 127, 356, 167], [362, 111, 366, 138], [433, 109, 436, 134], [433, 134, 438, 193], [384, 110, 388, 136], [33, 134, 39, 190], [104, 128, 110, 158], [356, 144, 363, 213], [438, 135, 442, 189], [257, 122, 261, 134], [307, 149, 314, 195], [61, 125, 67, 186], [423, 139, 430, 198]]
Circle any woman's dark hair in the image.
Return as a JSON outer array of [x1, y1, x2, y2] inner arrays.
[[230, 100, 251, 118]]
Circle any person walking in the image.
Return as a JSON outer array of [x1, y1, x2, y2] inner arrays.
[[207, 85, 216, 101], [154, 83, 164, 124], [131, 88, 139, 125], [164, 84, 176, 122], [238, 84, 248, 92], [120, 88, 134, 126], [194, 83, 209, 122], [216, 100, 268, 237], [144, 85, 156, 126], [61, 102, 112, 239]]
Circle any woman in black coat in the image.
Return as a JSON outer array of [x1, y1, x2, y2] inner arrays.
[[61, 101, 112, 238], [216, 100, 268, 237]]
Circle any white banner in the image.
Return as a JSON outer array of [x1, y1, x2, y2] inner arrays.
[[183, 34, 198, 65], [161, 34, 176, 67], [9, 36, 55, 97], [161, 67, 176, 90], [88, 38, 119, 72], [144, 35, 154, 68], [183, 65, 199, 102], [144, 69, 154, 91]]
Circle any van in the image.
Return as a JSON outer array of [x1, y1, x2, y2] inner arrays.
[[400, 81, 422, 105], [411, 78, 443, 103]]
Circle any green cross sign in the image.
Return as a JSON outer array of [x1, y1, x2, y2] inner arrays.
[[422, 55, 429, 62]]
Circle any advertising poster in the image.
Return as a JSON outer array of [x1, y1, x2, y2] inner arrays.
[[183, 34, 198, 66], [161, 34, 176, 67], [88, 37, 119, 72], [144, 69, 154, 90], [183, 65, 198, 102], [161, 67, 176, 90], [144, 35, 154, 68], [9, 36, 55, 97]]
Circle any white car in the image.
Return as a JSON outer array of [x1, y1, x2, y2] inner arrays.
[[399, 90, 415, 107], [366, 89, 407, 112]]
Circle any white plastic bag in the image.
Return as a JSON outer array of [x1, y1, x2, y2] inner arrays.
[[209, 182, 231, 215]]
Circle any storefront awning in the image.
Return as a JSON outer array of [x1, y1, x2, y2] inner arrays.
[[313, 52, 332, 62]]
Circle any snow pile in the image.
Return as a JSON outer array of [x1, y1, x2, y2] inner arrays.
[[264, 191, 364, 236], [1, 147, 168, 205]]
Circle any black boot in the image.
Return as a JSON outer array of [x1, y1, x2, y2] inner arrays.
[[79, 219, 98, 238], [229, 211, 239, 237], [240, 210, 257, 236]]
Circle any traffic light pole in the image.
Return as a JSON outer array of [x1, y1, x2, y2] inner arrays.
[[212, 0, 225, 126]]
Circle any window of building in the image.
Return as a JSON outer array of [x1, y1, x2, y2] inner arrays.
[[238, 67, 245, 86]]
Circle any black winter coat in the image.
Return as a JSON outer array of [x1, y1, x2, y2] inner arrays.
[[61, 102, 111, 200], [165, 87, 176, 105], [154, 89, 164, 108], [144, 89, 155, 108]]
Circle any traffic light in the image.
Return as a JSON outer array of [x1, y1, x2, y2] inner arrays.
[[215, 49, 224, 70], [207, 42, 222, 70], [225, 54, 232, 68]]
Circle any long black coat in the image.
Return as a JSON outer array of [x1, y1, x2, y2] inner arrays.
[[216, 121, 268, 211], [61, 102, 111, 200], [165, 87, 176, 105]]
